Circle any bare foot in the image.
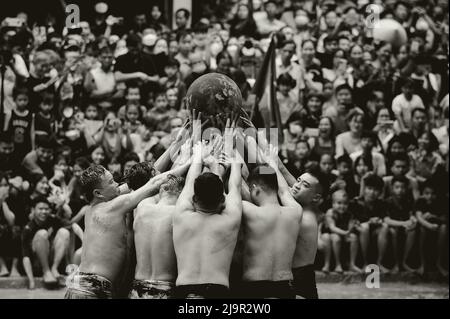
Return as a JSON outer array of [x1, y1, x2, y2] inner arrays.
[[28, 280, 35, 290], [334, 265, 344, 274], [8, 268, 20, 278], [437, 265, 449, 278], [401, 263, 416, 273], [349, 264, 363, 274], [416, 265, 425, 276], [321, 265, 330, 273], [43, 270, 57, 284], [0, 267, 9, 277], [388, 265, 398, 274], [51, 267, 61, 279]]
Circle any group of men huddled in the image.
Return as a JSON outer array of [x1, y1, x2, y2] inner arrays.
[[64, 114, 325, 299]]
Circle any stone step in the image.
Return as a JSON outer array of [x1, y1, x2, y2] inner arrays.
[[0, 272, 445, 289]]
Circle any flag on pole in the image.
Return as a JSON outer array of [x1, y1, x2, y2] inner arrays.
[[250, 33, 283, 143]]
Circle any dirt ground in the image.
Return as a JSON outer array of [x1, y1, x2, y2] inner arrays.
[[0, 282, 447, 299]]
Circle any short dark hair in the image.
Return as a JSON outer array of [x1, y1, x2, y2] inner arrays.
[[31, 196, 50, 208], [176, 8, 190, 19], [166, 56, 180, 68], [36, 135, 58, 150], [125, 162, 156, 190], [335, 83, 352, 94], [323, 35, 337, 44], [390, 153, 409, 166], [305, 161, 327, 197], [363, 173, 384, 191], [161, 175, 185, 194], [12, 85, 29, 99], [121, 152, 140, 166], [80, 165, 107, 202], [126, 34, 141, 48], [361, 130, 378, 145], [336, 154, 352, 166], [194, 172, 224, 208], [74, 157, 90, 170], [248, 165, 278, 192], [277, 73, 296, 88], [391, 175, 409, 187], [280, 39, 296, 49]]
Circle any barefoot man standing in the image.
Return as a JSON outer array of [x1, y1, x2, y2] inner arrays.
[[64, 163, 189, 299], [173, 142, 242, 299]]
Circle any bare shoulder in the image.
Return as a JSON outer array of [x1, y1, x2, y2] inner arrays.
[[300, 210, 318, 229], [281, 206, 302, 221]]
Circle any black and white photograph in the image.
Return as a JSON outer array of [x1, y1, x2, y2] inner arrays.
[[0, 0, 448, 304]]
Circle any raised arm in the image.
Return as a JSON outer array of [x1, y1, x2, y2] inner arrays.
[[175, 141, 204, 212], [225, 161, 243, 220], [107, 160, 191, 214], [263, 144, 300, 208]]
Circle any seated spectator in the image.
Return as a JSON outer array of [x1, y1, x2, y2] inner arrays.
[[0, 173, 16, 276], [321, 190, 360, 274], [310, 116, 335, 159], [21, 197, 71, 289], [117, 84, 147, 124], [349, 173, 388, 270], [415, 181, 448, 277], [373, 107, 395, 153], [408, 131, 443, 184], [384, 176, 418, 273]]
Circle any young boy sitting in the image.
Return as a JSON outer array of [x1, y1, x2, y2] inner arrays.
[[349, 173, 389, 271], [384, 176, 418, 273], [321, 190, 360, 274], [146, 91, 177, 136], [350, 131, 386, 177], [415, 181, 448, 277], [118, 83, 147, 121]]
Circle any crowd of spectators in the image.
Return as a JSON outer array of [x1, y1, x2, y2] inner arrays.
[[0, 0, 448, 283]]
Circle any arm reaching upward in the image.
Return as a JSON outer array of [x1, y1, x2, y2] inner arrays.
[[107, 160, 191, 215], [176, 141, 204, 212], [262, 144, 300, 208]]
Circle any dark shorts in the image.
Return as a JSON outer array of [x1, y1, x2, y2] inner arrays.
[[174, 284, 230, 299], [240, 280, 295, 299], [292, 265, 318, 299], [129, 279, 174, 299], [64, 272, 113, 299]]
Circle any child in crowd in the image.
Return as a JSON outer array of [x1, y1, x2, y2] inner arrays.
[[384, 176, 417, 273], [146, 91, 177, 135], [350, 131, 386, 177], [392, 78, 425, 133], [164, 57, 187, 109], [415, 181, 448, 277], [383, 153, 420, 201], [321, 190, 360, 274], [34, 91, 57, 137], [349, 173, 388, 270], [6, 86, 35, 159], [118, 84, 147, 122], [82, 104, 103, 148]]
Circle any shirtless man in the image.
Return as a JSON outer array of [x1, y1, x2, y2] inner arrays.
[[173, 142, 242, 299], [290, 166, 325, 299], [64, 162, 189, 299], [125, 162, 184, 299], [241, 155, 302, 299]]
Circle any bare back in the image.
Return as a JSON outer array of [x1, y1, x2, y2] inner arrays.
[[242, 203, 301, 281], [292, 210, 318, 268], [173, 205, 241, 287], [79, 203, 130, 282], [133, 201, 177, 282]]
